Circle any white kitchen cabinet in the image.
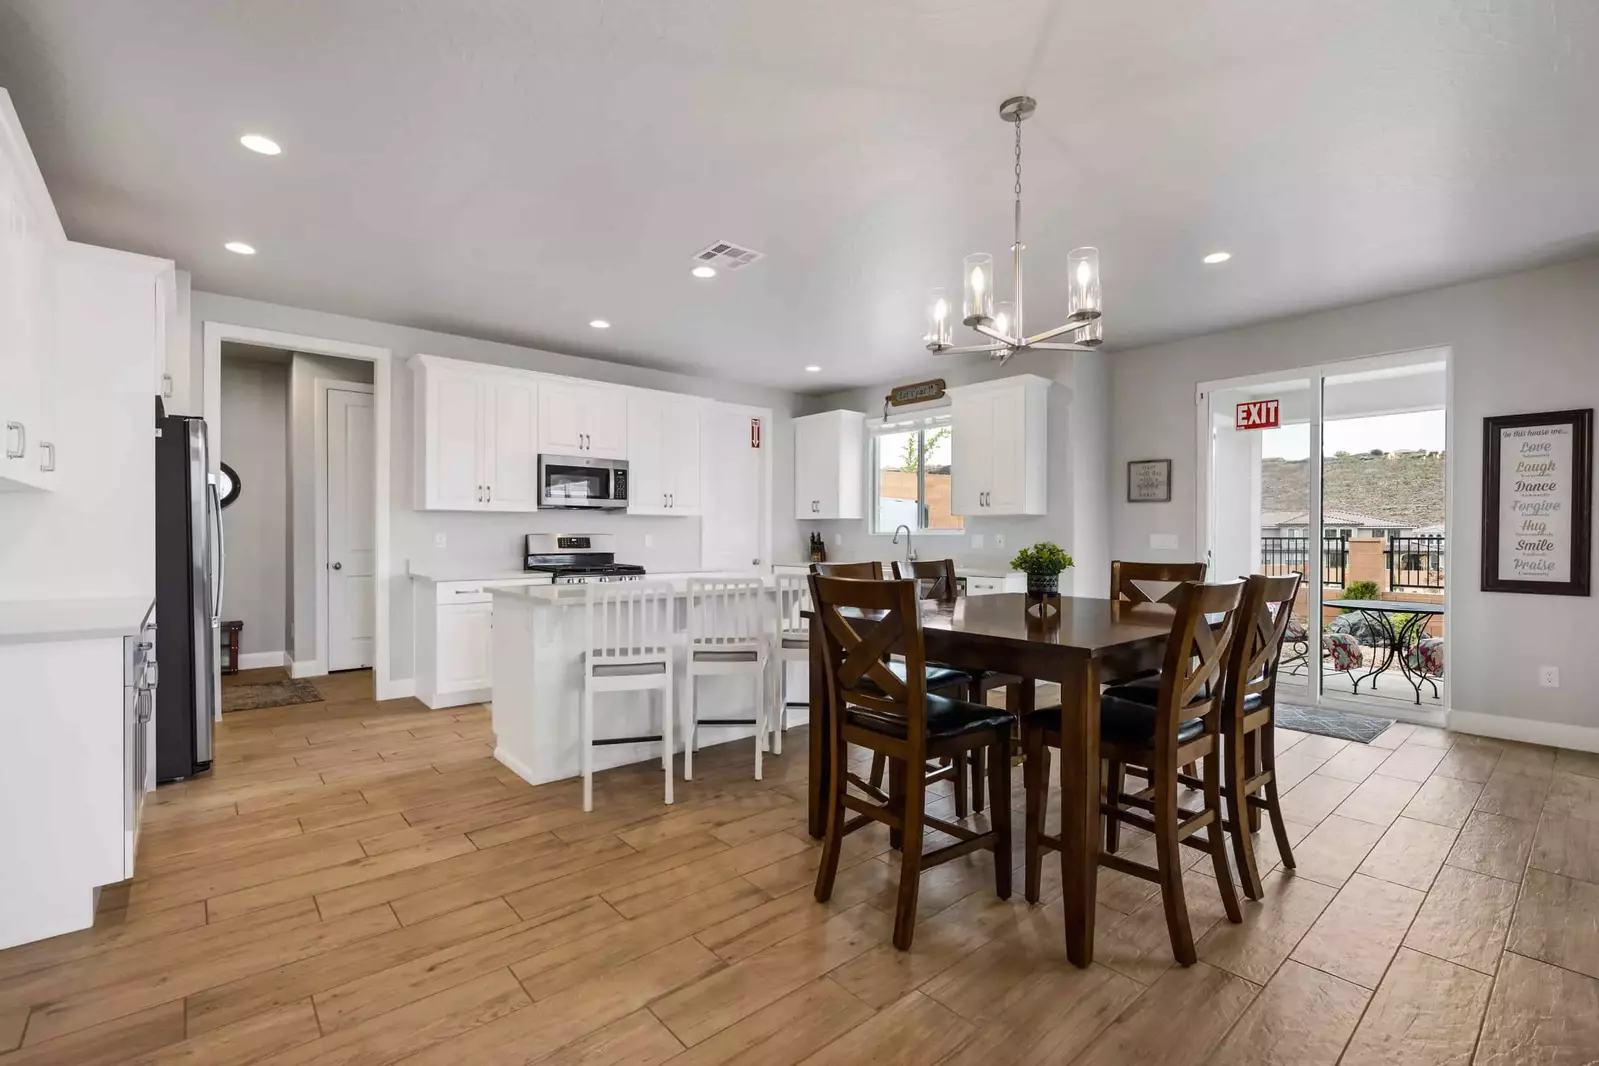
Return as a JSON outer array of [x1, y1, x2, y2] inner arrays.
[[0, 90, 65, 493], [793, 409, 865, 520], [949, 375, 1048, 516], [627, 391, 702, 515], [538, 380, 627, 460], [437, 601, 493, 695], [412, 575, 550, 708], [413, 355, 540, 512]]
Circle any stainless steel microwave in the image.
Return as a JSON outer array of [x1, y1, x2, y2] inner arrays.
[[538, 454, 630, 509]]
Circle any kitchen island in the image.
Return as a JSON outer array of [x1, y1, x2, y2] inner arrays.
[[489, 576, 799, 788]]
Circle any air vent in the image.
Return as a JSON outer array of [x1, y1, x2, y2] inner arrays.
[[691, 240, 765, 271]]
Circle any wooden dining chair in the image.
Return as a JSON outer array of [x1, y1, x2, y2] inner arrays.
[[1022, 580, 1245, 965], [814, 562, 980, 818], [1216, 571, 1304, 900], [1107, 560, 1210, 779], [893, 558, 1024, 815], [809, 573, 1014, 950]]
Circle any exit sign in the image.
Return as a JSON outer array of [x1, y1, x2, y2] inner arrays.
[[1236, 399, 1281, 430]]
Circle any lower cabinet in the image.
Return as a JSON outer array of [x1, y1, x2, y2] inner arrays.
[[413, 577, 549, 709], [437, 601, 492, 698]]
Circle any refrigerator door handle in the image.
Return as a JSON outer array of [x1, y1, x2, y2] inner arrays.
[[208, 478, 225, 627]]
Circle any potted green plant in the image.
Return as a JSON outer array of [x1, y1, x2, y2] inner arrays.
[[1011, 541, 1074, 597]]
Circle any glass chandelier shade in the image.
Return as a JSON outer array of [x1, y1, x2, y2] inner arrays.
[[993, 300, 1014, 340], [924, 288, 953, 348], [1067, 246, 1102, 321], [962, 253, 994, 325]]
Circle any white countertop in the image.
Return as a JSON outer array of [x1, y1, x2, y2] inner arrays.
[[772, 561, 1022, 578], [493, 572, 776, 604], [407, 565, 552, 583], [0, 597, 153, 645]]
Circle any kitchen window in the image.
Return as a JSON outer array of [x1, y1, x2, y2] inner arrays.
[[871, 412, 963, 535]]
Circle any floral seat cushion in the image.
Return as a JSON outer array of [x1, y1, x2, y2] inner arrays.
[[1404, 636, 1444, 677], [1323, 632, 1363, 672]]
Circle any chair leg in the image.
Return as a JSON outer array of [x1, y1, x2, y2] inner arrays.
[[952, 754, 969, 819], [1023, 727, 1047, 904], [661, 684, 675, 806], [892, 758, 927, 951], [869, 753, 887, 792], [1244, 730, 1262, 833], [1226, 727, 1263, 902], [581, 684, 595, 813], [1105, 760, 1126, 854], [813, 726, 848, 903], [988, 734, 1012, 900], [1205, 741, 1243, 925], [970, 748, 986, 814], [683, 674, 695, 781], [1260, 720, 1297, 871], [773, 661, 785, 756], [754, 669, 766, 782], [888, 758, 906, 851], [1154, 758, 1196, 965]]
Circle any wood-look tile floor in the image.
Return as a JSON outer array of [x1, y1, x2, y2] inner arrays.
[[3, 668, 1598, 1064]]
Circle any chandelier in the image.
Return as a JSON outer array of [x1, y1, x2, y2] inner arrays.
[[924, 96, 1103, 363]]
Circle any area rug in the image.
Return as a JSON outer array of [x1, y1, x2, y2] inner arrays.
[[1277, 702, 1393, 744], [222, 678, 324, 713]]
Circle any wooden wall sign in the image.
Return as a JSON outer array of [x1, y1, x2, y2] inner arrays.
[[886, 379, 946, 408], [1482, 408, 1593, 596]]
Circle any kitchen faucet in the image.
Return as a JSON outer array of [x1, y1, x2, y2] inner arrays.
[[892, 524, 917, 565]]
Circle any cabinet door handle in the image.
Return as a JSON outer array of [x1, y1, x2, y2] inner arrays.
[[5, 422, 23, 459], [487, 485, 492, 503], [668, 493, 674, 508], [39, 442, 55, 473]]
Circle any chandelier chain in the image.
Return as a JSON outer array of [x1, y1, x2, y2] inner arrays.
[[1013, 112, 1023, 247]]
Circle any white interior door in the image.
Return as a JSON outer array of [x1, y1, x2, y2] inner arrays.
[[328, 388, 376, 671], [700, 407, 765, 572]]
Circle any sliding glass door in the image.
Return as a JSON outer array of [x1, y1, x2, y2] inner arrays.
[[1198, 351, 1449, 718]]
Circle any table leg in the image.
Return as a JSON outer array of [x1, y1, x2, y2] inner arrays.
[[1059, 656, 1100, 967], [807, 612, 828, 840]]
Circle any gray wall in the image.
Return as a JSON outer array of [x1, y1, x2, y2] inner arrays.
[[1109, 255, 1599, 741], [191, 291, 801, 685], [217, 356, 289, 656], [798, 351, 1113, 594]]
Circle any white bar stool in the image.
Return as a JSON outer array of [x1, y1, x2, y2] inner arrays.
[[582, 580, 676, 812], [770, 574, 813, 760], [684, 577, 769, 780]]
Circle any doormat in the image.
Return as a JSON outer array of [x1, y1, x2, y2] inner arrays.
[[1277, 703, 1393, 744], [223, 679, 324, 713]]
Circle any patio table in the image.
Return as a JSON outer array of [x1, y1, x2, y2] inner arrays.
[[1323, 598, 1444, 703]]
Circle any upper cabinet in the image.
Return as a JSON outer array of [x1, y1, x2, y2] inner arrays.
[[0, 90, 66, 493], [413, 355, 540, 512], [949, 375, 1048, 516], [793, 410, 865, 520], [538, 380, 626, 460], [627, 391, 702, 515]]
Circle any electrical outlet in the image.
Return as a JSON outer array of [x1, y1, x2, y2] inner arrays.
[[643, 533, 654, 549], [993, 534, 1005, 549], [833, 533, 843, 546], [433, 532, 447, 549], [1539, 666, 1560, 688], [971, 534, 985, 550]]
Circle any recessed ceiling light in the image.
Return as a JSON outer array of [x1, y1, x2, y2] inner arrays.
[[224, 241, 256, 255], [589, 319, 611, 329], [239, 134, 281, 156], [805, 365, 821, 373], [691, 265, 717, 279], [1203, 251, 1232, 264]]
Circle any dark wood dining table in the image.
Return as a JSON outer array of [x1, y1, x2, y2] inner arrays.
[[804, 592, 1176, 967]]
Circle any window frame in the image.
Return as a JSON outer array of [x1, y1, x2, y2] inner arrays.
[[868, 408, 963, 537]]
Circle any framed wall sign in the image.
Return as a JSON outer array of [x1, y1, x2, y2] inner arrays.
[[1482, 408, 1593, 596], [1127, 459, 1172, 503]]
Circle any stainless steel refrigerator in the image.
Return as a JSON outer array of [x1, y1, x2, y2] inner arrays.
[[155, 409, 219, 781]]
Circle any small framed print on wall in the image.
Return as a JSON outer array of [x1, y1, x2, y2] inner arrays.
[[1482, 408, 1593, 596], [1127, 459, 1172, 503]]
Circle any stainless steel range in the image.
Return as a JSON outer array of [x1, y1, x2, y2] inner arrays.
[[523, 533, 646, 584]]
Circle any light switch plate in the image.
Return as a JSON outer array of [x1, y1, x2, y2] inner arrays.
[[1150, 533, 1179, 550], [433, 533, 447, 549], [971, 534, 985, 550], [993, 534, 1005, 549], [643, 533, 654, 549]]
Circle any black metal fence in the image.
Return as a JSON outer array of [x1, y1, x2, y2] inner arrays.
[[1260, 535, 1348, 586], [1387, 535, 1446, 589]]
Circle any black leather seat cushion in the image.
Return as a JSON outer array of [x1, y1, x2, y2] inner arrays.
[[846, 693, 1014, 742], [1025, 689, 1205, 747], [881, 661, 972, 692], [1105, 673, 1262, 713]]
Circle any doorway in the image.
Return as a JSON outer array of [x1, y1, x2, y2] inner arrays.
[[1198, 349, 1450, 722]]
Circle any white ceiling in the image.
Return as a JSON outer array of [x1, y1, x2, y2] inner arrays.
[[3, 1, 1597, 392]]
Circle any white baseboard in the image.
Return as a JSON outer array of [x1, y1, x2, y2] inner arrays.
[[494, 745, 541, 788], [237, 651, 287, 671], [376, 677, 415, 701], [289, 659, 326, 679], [1448, 709, 1599, 754]]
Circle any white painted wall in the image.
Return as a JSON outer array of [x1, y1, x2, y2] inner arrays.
[[799, 350, 1113, 593], [190, 292, 800, 685], [1111, 256, 1599, 743], [218, 357, 289, 657]]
